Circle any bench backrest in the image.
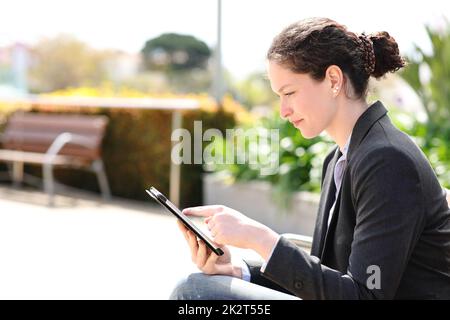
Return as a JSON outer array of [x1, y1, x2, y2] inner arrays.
[[2, 112, 109, 160]]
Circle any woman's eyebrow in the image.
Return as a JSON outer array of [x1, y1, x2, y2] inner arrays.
[[277, 84, 292, 93]]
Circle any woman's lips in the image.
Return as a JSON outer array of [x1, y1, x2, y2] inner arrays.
[[292, 119, 303, 127]]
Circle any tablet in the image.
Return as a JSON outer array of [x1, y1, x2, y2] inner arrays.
[[145, 187, 224, 256]]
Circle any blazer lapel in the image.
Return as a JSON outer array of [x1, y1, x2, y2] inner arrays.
[[320, 164, 348, 259], [311, 147, 341, 257], [346, 101, 388, 162]]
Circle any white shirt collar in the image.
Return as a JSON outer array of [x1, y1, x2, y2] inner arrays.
[[340, 134, 351, 157]]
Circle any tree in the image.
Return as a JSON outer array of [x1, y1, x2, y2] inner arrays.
[[28, 35, 111, 92], [141, 33, 211, 72]]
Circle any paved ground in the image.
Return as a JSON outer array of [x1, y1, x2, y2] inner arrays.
[[0, 184, 257, 300]]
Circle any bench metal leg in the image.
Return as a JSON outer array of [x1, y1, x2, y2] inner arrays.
[[43, 159, 110, 206], [12, 161, 24, 187], [43, 161, 55, 206], [92, 159, 111, 200]]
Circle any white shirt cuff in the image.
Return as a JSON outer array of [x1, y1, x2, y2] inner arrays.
[[240, 259, 252, 282], [260, 235, 281, 273]]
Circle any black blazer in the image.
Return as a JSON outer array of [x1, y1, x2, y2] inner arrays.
[[245, 101, 450, 299]]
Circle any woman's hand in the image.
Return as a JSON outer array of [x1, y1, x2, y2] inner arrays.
[[177, 220, 243, 278], [182, 205, 279, 261]]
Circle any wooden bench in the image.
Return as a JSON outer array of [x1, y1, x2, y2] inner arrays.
[[0, 111, 111, 205]]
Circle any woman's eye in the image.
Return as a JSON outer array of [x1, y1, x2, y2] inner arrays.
[[284, 91, 295, 96]]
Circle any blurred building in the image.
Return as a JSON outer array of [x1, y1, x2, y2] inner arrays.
[[103, 50, 141, 82], [0, 42, 30, 96]]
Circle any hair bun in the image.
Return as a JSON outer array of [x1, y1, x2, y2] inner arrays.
[[369, 31, 406, 78]]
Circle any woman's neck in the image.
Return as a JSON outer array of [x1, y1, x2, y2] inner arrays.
[[326, 99, 369, 151]]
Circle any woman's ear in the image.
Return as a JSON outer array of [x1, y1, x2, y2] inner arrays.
[[326, 65, 344, 96]]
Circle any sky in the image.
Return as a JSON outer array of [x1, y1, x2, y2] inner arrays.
[[2, 0, 450, 79]]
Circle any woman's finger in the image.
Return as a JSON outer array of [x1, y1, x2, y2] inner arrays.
[[206, 218, 215, 230], [187, 230, 199, 262], [182, 205, 224, 217], [196, 240, 208, 268], [177, 219, 186, 231], [177, 220, 189, 240], [210, 225, 219, 238], [205, 247, 219, 267], [211, 228, 225, 245], [177, 220, 188, 235]]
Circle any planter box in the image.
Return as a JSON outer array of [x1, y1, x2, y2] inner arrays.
[[203, 173, 320, 237]]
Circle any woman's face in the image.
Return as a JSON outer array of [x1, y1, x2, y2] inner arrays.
[[267, 61, 338, 139]]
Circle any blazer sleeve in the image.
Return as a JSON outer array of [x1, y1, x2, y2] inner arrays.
[[260, 146, 426, 299], [243, 259, 295, 295]]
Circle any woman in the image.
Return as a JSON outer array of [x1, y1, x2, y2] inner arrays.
[[170, 17, 450, 300]]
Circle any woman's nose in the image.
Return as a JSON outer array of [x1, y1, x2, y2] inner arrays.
[[280, 101, 293, 119]]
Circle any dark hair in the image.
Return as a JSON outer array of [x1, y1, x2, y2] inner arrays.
[[267, 17, 406, 99]]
